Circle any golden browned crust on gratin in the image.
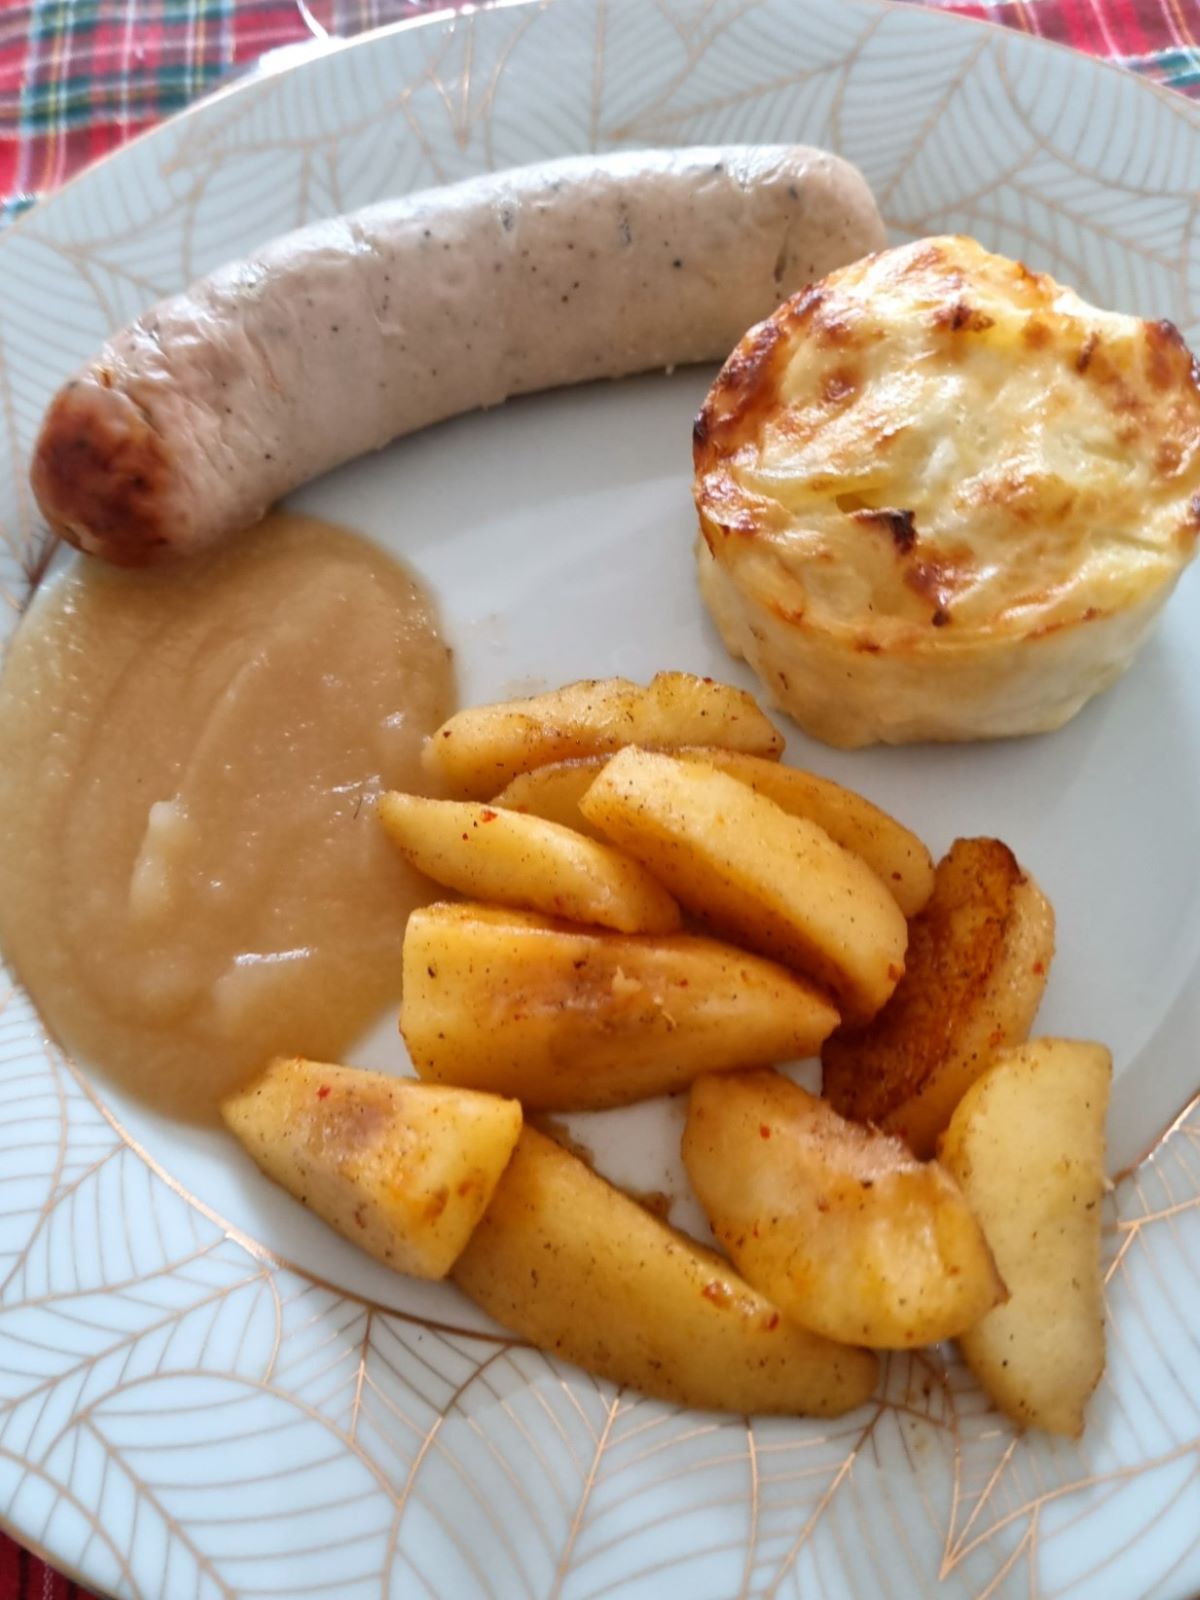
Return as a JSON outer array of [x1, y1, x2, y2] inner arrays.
[[694, 236, 1200, 746]]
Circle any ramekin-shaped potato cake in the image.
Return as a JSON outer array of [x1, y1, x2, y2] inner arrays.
[[693, 235, 1200, 747]]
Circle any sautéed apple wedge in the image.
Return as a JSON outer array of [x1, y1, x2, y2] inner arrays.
[[221, 1057, 522, 1278], [423, 672, 783, 798], [683, 1071, 1004, 1348], [453, 1126, 878, 1416], [495, 746, 935, 917], [378, 792, 680, 934], [401, 902, 838, 1111], [940, 1038, 1111, 1437], [823, 837, 1055, 1157], [492, 756, 612, 842], [579, 748, 907, 1023], [671, 748, 935, 917]]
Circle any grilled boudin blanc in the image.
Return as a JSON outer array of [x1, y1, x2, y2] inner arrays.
[[33, 145, 885, 565], [694, 235, 1200, 747]]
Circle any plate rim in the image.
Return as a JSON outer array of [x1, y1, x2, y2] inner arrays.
[[1, 0, 1199, 1593], [3, 0, 1198, 266]]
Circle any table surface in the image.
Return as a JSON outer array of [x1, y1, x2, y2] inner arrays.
[[0, 0, 1197, 1595]]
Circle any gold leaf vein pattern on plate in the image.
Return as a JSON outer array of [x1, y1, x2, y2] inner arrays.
[[0, 0, 1198, 1595]]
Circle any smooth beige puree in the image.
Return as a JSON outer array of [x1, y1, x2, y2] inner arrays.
[[0, 512, 455, 1121]]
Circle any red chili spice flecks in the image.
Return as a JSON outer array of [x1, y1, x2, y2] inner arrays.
[[317, 1085, 331, 1100]]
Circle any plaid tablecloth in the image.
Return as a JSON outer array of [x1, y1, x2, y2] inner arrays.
[[1, 0, 1198, 1594]]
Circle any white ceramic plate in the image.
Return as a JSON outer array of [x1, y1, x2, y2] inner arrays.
[[1, 2, 1198, 1595]]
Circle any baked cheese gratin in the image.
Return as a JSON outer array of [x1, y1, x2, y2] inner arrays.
[[693, 235, 1200, 747]]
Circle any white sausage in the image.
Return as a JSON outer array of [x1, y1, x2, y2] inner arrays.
[[32, 146, 885, 564]]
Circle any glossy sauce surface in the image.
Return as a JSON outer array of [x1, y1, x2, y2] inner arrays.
[[0, 513, 454, 1121]]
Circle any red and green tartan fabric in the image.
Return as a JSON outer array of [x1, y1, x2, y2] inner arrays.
[[0, 0, 1197, 1594]]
